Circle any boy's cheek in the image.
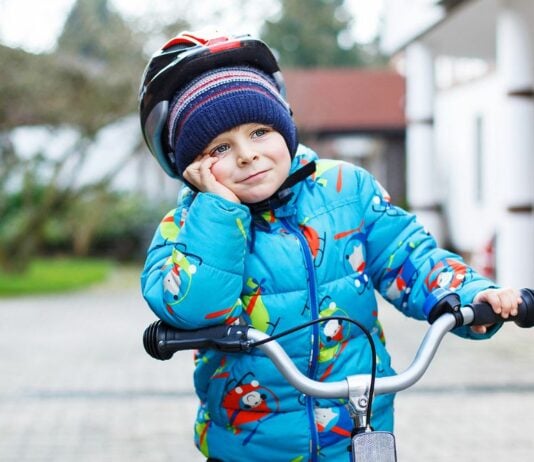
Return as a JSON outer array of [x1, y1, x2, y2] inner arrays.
[[210, 163, 231, 183]]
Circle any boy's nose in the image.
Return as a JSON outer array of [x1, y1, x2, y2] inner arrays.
[[237, 150, 259, 166]]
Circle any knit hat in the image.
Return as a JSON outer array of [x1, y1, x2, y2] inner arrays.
[[167, 66, 298, 177]]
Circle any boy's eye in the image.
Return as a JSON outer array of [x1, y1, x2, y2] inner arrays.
[[210, 144, 229, 156], [252, 127, 270, 138]]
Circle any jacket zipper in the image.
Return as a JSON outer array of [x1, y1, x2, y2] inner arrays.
[[281, 218, 320, 461]]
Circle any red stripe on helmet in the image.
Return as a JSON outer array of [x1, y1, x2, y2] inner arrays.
[[162, 33, 241, 52], [207, 39, 242, 54]]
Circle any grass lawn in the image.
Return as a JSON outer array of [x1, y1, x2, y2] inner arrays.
[[0, 258, 112, 296]]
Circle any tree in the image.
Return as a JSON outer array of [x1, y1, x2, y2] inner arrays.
[[261, 0, 371, 68], [55, 0, 147, 134], [0, 0, 149, 272], [0, 0, 146, 133]]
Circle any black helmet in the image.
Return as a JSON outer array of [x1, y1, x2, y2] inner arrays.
[[138, 31, 287, 178]]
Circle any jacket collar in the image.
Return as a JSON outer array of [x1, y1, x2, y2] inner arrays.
[[261, 145, 319, 219]]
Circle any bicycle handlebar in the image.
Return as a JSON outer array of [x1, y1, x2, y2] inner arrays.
[[143, 288, 534, 398]]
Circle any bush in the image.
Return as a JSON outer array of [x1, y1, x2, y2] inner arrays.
[[89, 193, 173, 261], [39, 191, 173, 262], [1, 170, 173, 267]]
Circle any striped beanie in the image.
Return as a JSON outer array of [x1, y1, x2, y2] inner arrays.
[[167, 66, 298, 177]]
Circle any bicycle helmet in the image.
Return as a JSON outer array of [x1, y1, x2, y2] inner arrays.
[[139, 30, 291, 179]]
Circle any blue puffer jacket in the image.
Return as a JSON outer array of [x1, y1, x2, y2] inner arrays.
[[142, 145, 497, 461]]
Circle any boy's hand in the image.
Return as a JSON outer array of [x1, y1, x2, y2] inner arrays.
[[470, 287, 522, 334], [184, 156, 240, 203]]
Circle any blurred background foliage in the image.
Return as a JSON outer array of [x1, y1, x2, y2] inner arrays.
[[0, 0, 384, 278], [263, 0, 383, 67]]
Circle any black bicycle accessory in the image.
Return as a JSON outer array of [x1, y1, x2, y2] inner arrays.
[[351, 431, 397, 462], [423, 288, 464, 325], [143, 320, 251, 360], [423, 287, 534, 328], [139, 31, 286, 178]]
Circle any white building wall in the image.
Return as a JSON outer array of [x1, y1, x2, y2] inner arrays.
[[434, 73, 503, 252], [381, 0, 534, 285]]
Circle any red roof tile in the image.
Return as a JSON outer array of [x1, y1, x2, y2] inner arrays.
[[283, 68, 406, 133]]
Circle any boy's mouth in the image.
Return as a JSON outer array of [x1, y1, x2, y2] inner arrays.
[[238, 169, 269, 183]]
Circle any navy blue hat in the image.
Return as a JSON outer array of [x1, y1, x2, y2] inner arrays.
[[167, 66, 298, 177]]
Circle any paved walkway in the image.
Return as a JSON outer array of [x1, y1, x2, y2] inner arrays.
[[1, 269, 533, 461]]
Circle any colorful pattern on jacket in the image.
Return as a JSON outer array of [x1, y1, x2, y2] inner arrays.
[[141, 145, 497, 461]]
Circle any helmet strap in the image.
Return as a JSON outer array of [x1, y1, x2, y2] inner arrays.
[[245, 161, 316, 215]]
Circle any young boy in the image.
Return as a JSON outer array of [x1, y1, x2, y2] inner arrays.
[[139, 31, 521, 461]]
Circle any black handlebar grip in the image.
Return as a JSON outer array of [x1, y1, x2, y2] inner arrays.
[[470, 288, 534, 328], [143, 320, 249, 360], [143, 320, 164, 359]]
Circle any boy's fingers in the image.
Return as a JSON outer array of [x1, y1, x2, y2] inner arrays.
[[476, 290, 501, 312], [477, 288, 522, 318], [503, 291, 515, 315], [500, 289, 521, 316], [471, 325, 487, 334], [474, 288, 521, 319], [199, 157, 217, 180]]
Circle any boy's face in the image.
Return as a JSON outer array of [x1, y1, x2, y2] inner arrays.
[[202, 123, 291, 204]]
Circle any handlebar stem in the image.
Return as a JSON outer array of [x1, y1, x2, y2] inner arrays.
[[346, 375, 372, 430]]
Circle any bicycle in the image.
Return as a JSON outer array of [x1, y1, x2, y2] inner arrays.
[[143, 288, 534, 461]]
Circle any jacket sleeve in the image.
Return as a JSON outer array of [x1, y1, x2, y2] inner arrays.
[[141, 190, 251, 329], [354, 167, 500, 340]]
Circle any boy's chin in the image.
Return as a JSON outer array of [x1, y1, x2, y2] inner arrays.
[[235, 185, 280, 205], [238, 195, 270, 205]]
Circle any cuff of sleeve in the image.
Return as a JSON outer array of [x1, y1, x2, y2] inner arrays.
[[461, 321, 502, 340]]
